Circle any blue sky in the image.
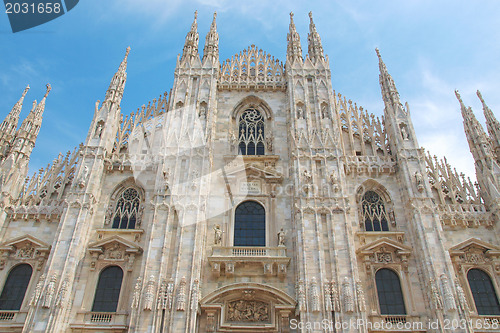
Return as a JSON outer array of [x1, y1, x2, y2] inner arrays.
[[1, 0, 499, 179]]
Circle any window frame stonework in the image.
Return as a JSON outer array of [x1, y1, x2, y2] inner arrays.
[[0, 263, 33, 311], [238, 108, 266, 156], [467, 268, 500, 315], [91, 265, 124, 313], [356, 181, 396, 232], [104, 181, 145, 231], [449, 238, 500, 317], [375, 268, 407, 315], [233, 200, 266, 247]]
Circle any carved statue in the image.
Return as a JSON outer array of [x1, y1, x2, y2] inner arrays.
[[30, 274, 46, 307], [213, 224, 222, 245], [324, 281, 333, 311], [297, 106, 304, 119], [132, 276, 142, 309], [94, 121, 104, 138], [329, 171, 339, 192], [265, 135, 273, 153], [78, 165, 89, 188], [157, 279, 167, 310], [454, 279, 470, 315], [303, 169, 312, 183], [415, 171, 424, 192], [55, 277, 69, 308], [190, 279, 199, 311], [321, 104, 329, 119], [277, 228, 285, 246], [401, 125, 409, 140], [331, 280, 340, 312], [42, 274, 57, 308], [166, 278, 174, 309]]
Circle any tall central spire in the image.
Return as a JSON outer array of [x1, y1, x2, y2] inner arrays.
[[287, 12, 303, 63], [104, 47, 130, 105], [307, 12, 324, 62], [202, 12, 219, 65], [181, 11, 200, 63], [376, 48, 401, 108]]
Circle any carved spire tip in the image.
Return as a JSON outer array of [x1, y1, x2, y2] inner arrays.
[[44, 83, 51, 98], [375, 47, 381, 58], [213, 11, 217, 20]]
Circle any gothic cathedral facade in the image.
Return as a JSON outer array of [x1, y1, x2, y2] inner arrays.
[[0, 11, 499, 333]]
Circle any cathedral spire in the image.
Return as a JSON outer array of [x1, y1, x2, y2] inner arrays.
[[477, 90, 500, 160], [455, 90, 493, 165], [287, 12, 303, 63], [376, 48, 401, 108], [181, 11, 200, 63], [307, 12, 324, 62], [0, 85, 30, 160], [104, 47, 130, 105], [202, 12, 219, 65]]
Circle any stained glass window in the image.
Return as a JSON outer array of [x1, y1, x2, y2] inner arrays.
[[362, 191, 389, 231], [238, 109, 265, 155], [112, 188, 140, 229]]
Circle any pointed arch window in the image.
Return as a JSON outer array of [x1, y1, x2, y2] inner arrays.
[[234, 201, 265, 246], [112, 188, 140, 229], [467, 269, 500, 315], [0, 264, 32, 310], [238, 109, 265, 155], [375, 268, 406, 315], [92, 266, 123, 312], [362, 191, 389, 231]]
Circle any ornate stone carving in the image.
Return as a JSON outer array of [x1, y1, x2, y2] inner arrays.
[[17, 243, 35, 258], [157, 279, 167, 310], [342, 277, 354, 313], [29, 274, 45, 307], [132, 276, 142, 309], [331, 280, 340, 312], [310, 277, 320, 312], [78, 165, 89, 188], [166, 278, 174, 310], [440, 274, 457, 312], [143, 275, 156, 311], [329, 171, 339, 192], [104, 242, 124, 260], [296, 279, 306, 311], [55, 277, 69, 308], [226, 300, 270, 322], [324, 281, 333, 311], [454, 279, 470, 315], [429, 278, 443, 310], [176, 276, 186, 311], [191, 279, 199, 311], [461, 246, 486, 264], [355, 280, 366, 312], [42, 274, 57, 308]]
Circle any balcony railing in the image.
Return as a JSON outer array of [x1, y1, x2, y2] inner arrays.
[[211, 246, 287, 258], [209, 246, 290, 277], [0, 311, 15, 321]]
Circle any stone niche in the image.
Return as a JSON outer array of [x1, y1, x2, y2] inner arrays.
[[199, 283, 295, 333]]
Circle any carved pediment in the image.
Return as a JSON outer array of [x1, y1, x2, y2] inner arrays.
[[88, 235, 142, 258], [0, 234, 51, 258], [357, 237, 411, 264], [449, 238, 500, 263], [223, 156, 282, 184]]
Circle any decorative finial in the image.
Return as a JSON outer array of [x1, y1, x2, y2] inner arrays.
[[476, 90, 485, 103], [44, 84, 51, 98], [194, 10, 198, 20], [309, 11, 313, 20], [32, 100, 37, 110], [375, 48, 381, 58], [213, 11, 217, 20], [125, 46, 131, 57], [23, 85, 30, 97], [454, 90, 463, 103], [290, 12, 294, 19]]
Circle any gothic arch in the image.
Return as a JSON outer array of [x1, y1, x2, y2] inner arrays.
[[231, 95, 273, 120], [355, 179, 392, 204], [104, 178, 145, 228], [199, 283, 295, 332], [356, 180, 395, 231]]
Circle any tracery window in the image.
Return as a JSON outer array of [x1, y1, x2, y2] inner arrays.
[[362, 191, 389, 231], [92, 266, 123, 312], [112, 188, 140, 229], [467, 269, 500, 315], [234, 201, 265, 246], [0, 264, 32, 310], [375, 268, 406, 315], [238, 109, 265, 155]]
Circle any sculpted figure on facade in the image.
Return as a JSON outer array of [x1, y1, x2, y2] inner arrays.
[[144, 275, 156, 311], [132, 276, 142, 309], [213, 224, 222, 245], [42, 274, 57, 308], [277, 228, 285, 246], [440, 274, 457, 312], [176, 276, 187, 311], [29, 274, 45, 307], [342, 277, 354, 313]]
